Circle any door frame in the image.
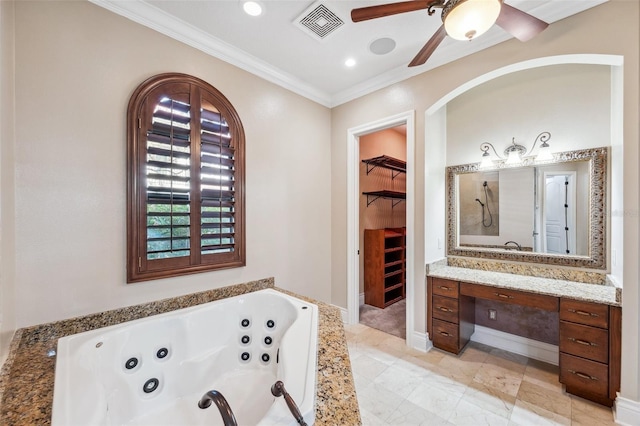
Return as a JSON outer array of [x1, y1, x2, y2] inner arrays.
[[347, 110, 415, 347]]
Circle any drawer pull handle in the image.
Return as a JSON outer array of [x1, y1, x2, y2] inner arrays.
[[568, 309, 599, 317], [568, 370, 598, 381], [494, 293, 514, 299], [438, 306, 452, 312], [568, 337, 597, 347], [439, 331, 451, 337], [438, 286, 451, 291]]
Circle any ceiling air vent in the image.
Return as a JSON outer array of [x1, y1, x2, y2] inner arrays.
[[295, 2, 344, 41]]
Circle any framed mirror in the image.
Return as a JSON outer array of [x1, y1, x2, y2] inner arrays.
[[446, 147, 608, 269]]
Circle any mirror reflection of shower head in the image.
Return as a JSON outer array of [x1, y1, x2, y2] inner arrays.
[[477, 180, 493, 227]]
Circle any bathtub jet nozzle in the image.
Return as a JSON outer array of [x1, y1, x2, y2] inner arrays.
[[271, 380, 307, 426], [198, 390, 238, 426]]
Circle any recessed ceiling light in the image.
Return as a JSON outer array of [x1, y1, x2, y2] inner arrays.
[[369, 37, 396, 55], [345, 58, 357, 67], [242, 1, 263, 17]]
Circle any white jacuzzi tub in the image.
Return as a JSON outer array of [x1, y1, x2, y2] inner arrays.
[[51, 289, 318, 425]]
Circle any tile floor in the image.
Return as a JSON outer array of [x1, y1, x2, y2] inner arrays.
[[345, 323, 617, 426]]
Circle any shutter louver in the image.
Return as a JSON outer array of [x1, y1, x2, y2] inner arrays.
[[128, 74, 245, 283], [200, 108, 235, 255], [145, 98, 191, 260]]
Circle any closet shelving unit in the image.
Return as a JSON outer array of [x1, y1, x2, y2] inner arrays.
[[361, 155, 407, 207], [363, 228, 406, 308]]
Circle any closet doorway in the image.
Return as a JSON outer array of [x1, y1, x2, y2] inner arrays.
[[359, 127, 407, 339], [346, 110, 415, 347]]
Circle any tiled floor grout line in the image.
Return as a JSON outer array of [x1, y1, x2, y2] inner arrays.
[[345, 323, 616, 426]]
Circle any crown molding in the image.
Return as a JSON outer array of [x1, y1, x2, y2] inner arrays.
[[90, 0, 608, 109], [89, 0, 332, 107]]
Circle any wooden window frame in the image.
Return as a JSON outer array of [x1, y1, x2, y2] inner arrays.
[[127, 73, 245, 283]]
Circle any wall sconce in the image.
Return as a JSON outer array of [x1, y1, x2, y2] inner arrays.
[[479, 131, 552, 168]]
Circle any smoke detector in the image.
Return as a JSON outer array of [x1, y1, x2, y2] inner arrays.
[[294, 2, 345, 41]]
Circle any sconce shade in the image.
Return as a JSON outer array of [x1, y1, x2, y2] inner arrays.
[[443, 0, 502, 41], [479, 154, 495, 169], [535, 142, 553, 162], [505, 149, 522, 165], [503, 138, 527, 165]]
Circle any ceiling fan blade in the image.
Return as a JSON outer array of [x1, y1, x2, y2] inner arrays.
[[409, 25, 446, 67], [496, 3, 549, 42], [351, 0, 431, 22]]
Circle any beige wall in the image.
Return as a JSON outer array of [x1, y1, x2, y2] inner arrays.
[[446, 64, 611, 165], [0, 0, 16, 363], [7, 0, 331, 330], [331, 0, 639, 401]]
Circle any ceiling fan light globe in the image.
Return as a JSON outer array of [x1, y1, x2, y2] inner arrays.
[[443, 0, 502, 41]]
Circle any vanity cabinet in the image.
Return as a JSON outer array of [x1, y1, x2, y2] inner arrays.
[[427, 277, 474, 354], [426, 277, 621, 407], [559, 298, 621, 407], [364, 228, 405, 308]]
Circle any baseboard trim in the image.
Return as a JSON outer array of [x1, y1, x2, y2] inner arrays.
[[338, 306, 349, 324], [470, 325, 559, 365], [410, 331, 430, 353], [359, 292, 364, 306], [614, 395, 640, 425]]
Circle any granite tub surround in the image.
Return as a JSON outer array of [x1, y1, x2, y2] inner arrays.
[[0, 279, 361, 426], [429, 262, 620, 306], [447, 256, 607, 285], [275, 288, 361, 425]]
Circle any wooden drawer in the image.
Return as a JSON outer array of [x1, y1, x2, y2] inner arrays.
[[432, 318, 460, 353], [560, 321, 609, 363], [560, 353, 609, 398], [432, 294, 458, 323], [460, 282, 558, 311], [560, 299, 609, 329], [432, 278, 459, 298]]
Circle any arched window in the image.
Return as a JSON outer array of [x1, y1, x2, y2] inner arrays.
[[127, 73, 245, 282]]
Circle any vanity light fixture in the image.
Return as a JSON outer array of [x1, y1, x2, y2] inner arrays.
[[479, 131, 552, 168]]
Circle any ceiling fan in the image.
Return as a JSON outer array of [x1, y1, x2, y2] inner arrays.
[[351, 0, 549, 67]]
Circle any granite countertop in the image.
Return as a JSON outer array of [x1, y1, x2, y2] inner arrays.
[[428, 264, 620, 306], [0, 278, 361, 425]]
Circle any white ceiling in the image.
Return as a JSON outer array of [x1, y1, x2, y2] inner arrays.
[[92, 0, 607, 107]]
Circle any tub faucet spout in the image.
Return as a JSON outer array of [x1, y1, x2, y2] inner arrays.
[[271, 380, 307, 426], [504, 240, 522, 251], [198, 390, 237, 426]]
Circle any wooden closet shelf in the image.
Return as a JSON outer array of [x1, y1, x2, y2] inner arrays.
[[362, 155, 406, 178]]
